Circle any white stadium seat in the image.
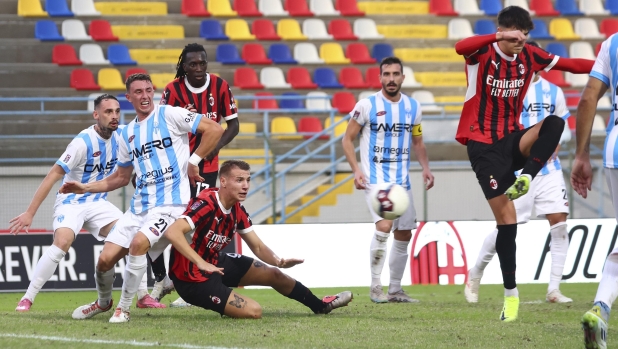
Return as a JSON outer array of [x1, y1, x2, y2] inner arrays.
[[306, 91, 332, 110], [310, 0, 340, 16], [353, 19, 384, 40], [505, 0, 531, 13], [293, 43, 324, 64], [598, 96, 612, 110], [259, 0, 288, 16], [87, 93, 99, 112], [402, 66, 422, 88], [79, 44, 109, 65], [570, 41, 596, 60], [358, 91, 374, 101], [454, 0, 485, 16], [574, 18, 605, 39], [565, 72, 589, 87], [62, 19, 91, 41], [412, 90, 443, 113], [260, 67, 291, 88], [303, 19, 333, 40], [448, 19, 474, 40], [592, 115, 607, 135], [580, 0, 609, 15], [71, 0, 101, 16]]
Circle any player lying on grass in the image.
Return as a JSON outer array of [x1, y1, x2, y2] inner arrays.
[[164, 160, 353, 318]]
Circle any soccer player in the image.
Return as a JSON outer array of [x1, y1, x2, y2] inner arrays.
[[10, 94, 124, 312], [571, 34, 618, 349], [342, 56, 434, 304], [454, 6, 594, 322], [464, 42, 573, 305], [164, 159, 353, 318], [63, 73, 223, 323]]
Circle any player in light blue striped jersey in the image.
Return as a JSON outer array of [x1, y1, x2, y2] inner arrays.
[[343, 56, 434, 304]]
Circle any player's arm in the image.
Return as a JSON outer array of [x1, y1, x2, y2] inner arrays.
[[241, 230, 304, 268], [59, 165, 133, 194], [206, 118, 239, 162], [455, 31, 525, 57], [165, 218, 224, 275], [553, 57, 595, 75], [412, 130, 434, 190], [342, 116, 366, 190], [190, 116, 224, 164]]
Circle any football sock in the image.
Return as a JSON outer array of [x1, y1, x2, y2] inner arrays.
[[285, 281, 324, 314], [388, 239, 410, 294], [137, 272, 149, 300], [505, 287, 519, 297], [370, 231, 390, 287], [96, 268, 115, 309], [548, 222, 569, 293], [520, 115, 565, 179], [594, 301, 611, 322], [23, 244, 66, 302], [594, 252, 618, 320], [470, 228, 498, 279], [148, 254, 167, 283], [495, 224, 517, 291], [118, 254, 147, 310]]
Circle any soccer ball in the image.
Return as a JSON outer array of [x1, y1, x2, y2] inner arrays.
[[371, 183, 410, 220]]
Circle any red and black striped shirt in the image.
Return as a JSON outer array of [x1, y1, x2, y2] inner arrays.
[[160, 74, 238, 172], [170, 188, 252, 282]]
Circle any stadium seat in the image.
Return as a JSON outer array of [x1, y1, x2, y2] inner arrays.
[[226, 19, 255, 40], [592, 115, 607, 135], [545, 42, 568, 58], [599, 95, 612, 110], [505, 0, 530, 11], [324, 116, 346, 137], [271, 116, 301, 139], [346, 43, 376, 64], [280, 92, 304, 109], [236, 122, 258, 139], [550, 19, 579, 40], [365, 66, 381, 88], [358, 91, 373, 101], [454, 0, 484, 15], [115, 93, 133, 110], [328, 19, 358, 40], [320, 43, 351, 64], [570, 42, 596, 60], [125, 67, 148, 81], [52, 44, 82, 65], [217, 44, 245, 64], [412, 90, 443, 113], [259, 0, 288, 16], [429, 0, 458, 16], [474, 19, 496, 35], [89, 20, 118, 41], [98, 68, 125, 90], [575, 18, 605, 39], [530, 0, 559, 16], [580, 0, 609, 15], [479, 0, 502, 16], [269, 44, 297, 64], [402, 66, 422, 88], [208, 0, 237, 16], [448, 19, 473, 40], [149, 73, 173, 89], [113, 25, 184, 40], [129, 49, 182, 64], [286, 0, 313, 16], [306, 91, 332, 110], [234, 67, 264, 89], [107, 44, 136, 65], [62, 19, 90, 40], [35, 20, 63, 41], [254, 91, 279, 109], [303, 19, 333, 40], [332, 91, 356, 114], [253, 19, 280, 40], [46, 0, 73, 16], [260, 67, 291, 88], [336, 0, 366, 16], [372, 43, 394, 62], [71, 0, 99, 16], [277, 19, 308, 40], [529, 19, 554, 40], [314, 67, 343, 88], [353, 18, 383, 39], [70, 69, 100, 90], [310, 0, 340, 15], [294, 43, 324, 64], [18, 0, 48, 17], [340, 67, 369, 89], [596, 42, 603, 56], [287, 67, 318, 88], [298, 117, 327, 139], [242, 43, 272, 64], [609, 0, 618, 16], [601, 19, 618, 37], [200, 20, 229, 40], [79, 44, 109, 64], [182, 0, 210, 16], [94, 2, 168, 16], [556, 0, 583, 15], [235, 0, 263, 16], [541, 70, 570, 87]]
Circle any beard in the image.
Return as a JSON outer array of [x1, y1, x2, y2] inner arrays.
[[382, 84, 401, 97]]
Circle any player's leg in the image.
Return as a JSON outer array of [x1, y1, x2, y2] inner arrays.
[[386, 191, 417, 303], [364, 184, 392, 303]]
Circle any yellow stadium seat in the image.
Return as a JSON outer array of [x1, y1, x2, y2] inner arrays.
[[376, 25, 447, 39], [219, 148, 271, 165], [320, 43, 351, 64], [549, 19, 580, 40], [225, 19, 255, 40], [112, 26, 184, 40], [357, 1, 428, 14], [277, 19, 307, 40], [94, 2, 167, 15], [414, 72, 467, 87], [434, 96, 465, 112], [129, 49, 183, 64], [18, 0, 47, 17], [271, 117, 301, 140], [223, 122, 257, 139], [394, 48, 461, 62], [149, 73, 176, 89], [208, 0, 237, 17], [324, 117, 347, 137], [98, 68, 126, 90]]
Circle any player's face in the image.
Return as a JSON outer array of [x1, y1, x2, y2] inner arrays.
[[498, 27, 528, 55], [183, 52, 208, 88], [94, 98, 121, 131], [126, 80, 155, 117], [222, 168, 250, 202], [380, 64, 404, 97]]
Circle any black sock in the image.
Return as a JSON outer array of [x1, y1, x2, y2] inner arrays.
[[495, 224, 517, 290], [148, 254, 167, 282], [520, 115, 565, 179], [285, 281, 324, 313]]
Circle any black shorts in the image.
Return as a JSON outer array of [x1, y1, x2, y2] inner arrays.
[[467, 128, 531, 200], [191, 170, 218, 198], [170, 253, 254, 315]]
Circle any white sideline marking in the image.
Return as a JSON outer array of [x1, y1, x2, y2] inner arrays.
[[521, 300, 544, 304], [0, 333, 241, 349]]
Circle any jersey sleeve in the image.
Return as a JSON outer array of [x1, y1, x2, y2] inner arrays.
[[180, 198, 211, 230], [160, 82, 183, 107], [591, 39, 611, 87], [116, 128, 132, 167], [55, 138, 86, 174], [236, 204, 253, 234], [163, 105, 205, 135], [349, 99, 371, 126], [554, 88, 571, 120], [218, 79, 238, 121], [529, 45, 559, 73], [464, 45, 490, 65]]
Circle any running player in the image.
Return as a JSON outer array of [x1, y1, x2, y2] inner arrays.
[[63, 74, 223, 323], [454, 6, 594, 322], [464, 42, 573, 304], [165, 159, 353, 318], [342, 56, 434, 304]]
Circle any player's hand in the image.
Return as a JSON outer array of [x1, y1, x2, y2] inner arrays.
[[277, 258, 304, 268], [571, 156, 593, 198], [423, 169, 435, 190], [197, 260, 224, 275], [59, 181, 87, 194], [354, 171, 367, 190], [188, 163, 205, 187], [205, 148, 220, 162], [184, 104, 197, 113], [9, 212, 33, 235], [499, 30, 527, 43]]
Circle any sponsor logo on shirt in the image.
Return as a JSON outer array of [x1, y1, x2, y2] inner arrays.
[[92, 151, 102, 157], [84, 159, 118, 174], [376, 111, 387, 117], [130, 137, 173, 162], [149, 227, 160, 236]]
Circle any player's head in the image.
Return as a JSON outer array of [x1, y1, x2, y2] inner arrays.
[[379, 57, 405, 98], [497, 6, 533, 55], [93, 94, 120, 133], [176, 43, 208, 88], [125, 73, 155, 117], [219, 160, 251, 203]]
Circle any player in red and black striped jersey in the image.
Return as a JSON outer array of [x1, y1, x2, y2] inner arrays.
[[454, 6, 595, 322], [164, 160, 353, 318]]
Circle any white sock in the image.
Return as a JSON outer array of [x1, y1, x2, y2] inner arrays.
[[469, 229, 498, 279], [96, 268, 115, 309], [388, 239, 410, 294], [548, 222, 569, 293], [595, 253, 618, 309], [137, 272, 149, 300], [22, 244, 65, 302], [505, 287, 519, 297], [118, 254, 147, 311], [370, 231, 390, 287]]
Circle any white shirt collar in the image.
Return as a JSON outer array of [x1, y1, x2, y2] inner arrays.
[[493, 42, 517, 62], [184, 74, 211, 94]]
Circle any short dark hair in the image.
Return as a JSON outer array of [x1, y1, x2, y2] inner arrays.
[[497, 6, 534, 32], [175, 43, 207, 79], [125, 73, 153, 91], [94, 94, 118, 109], [219, 160, 250, 178], [526, 40, 540, 49], [379, 56, 403, 74]]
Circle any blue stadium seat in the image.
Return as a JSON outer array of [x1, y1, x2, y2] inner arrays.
[[46, 0, 74, 17], [200, 20, 229, 40], [529, 19, 554, 40], [314, 68, 343, 89], [279, 92, 304, 109], [371, 43, 394, 62], [35, 20, 64, 41], [556, 0, 583, 15], [545, 42, 569, 58], [474, 20, 496, 35], [479, 0, 502, 16], [116, 94, 133, 110], [216, 44, 246, 64], [608, 0, 618, 15], [107, 44, 137, 65], [269, 44, 298, 64]]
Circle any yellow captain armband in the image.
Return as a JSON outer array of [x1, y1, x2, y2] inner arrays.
[[412, 124, 422, 136]]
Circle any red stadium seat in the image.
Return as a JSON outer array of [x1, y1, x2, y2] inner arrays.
[[428, 0, 458, 16], [70, 69, 100, 90], [287, 67, 318, 89], [596, 42, 603, 57], [328, 19, 358, 40], [253, 91, 278, 109], [345, 43, 376, 64], [530, 0, 560, 16], [335, 0, 365, 16], [252, 19, 281, 40], [564, 89, 580, 108], [89, 20, 118, 41], [125, 68, 148, 81], [234, 67, 264, 89], [332, 91, 356, 114], [567, 115, 576, 131], [298, 116, 328, 139], [242, 44, 272, 64], [181, 0, 211, 16], [600, 19, 618, 37], [285, 0, 313, 16], [540, 70, 570, 88], [365, 66, 381, 88], [234, 0, 262, 16], [52, 44, 82, 66], [340, 67, 369, 89]]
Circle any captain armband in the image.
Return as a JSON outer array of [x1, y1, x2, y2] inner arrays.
[[412, 124, 423, 136]]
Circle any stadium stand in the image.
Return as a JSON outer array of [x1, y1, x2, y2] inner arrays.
[[62, 19, 91, 40], [324, 116, 346, 137], [332, 91, 356, 114], [18, 0, 48, 17], [94, 2, 168, 16], [226, 19, 256, 40], [217, 44, 246, 64], [286, 0, 314, 16], [320, 43, 351, 64], [328, 19, 358, 40], [298, 117, 327, 139], [314, 67, 343, 88], [505, 0, 530, 12], [200, 20, 229, 40], [182, 0, 211, 16], [260, 67, 291, 88], [402, 66, 422, 88], [71, 0, 101, 16], [294, 43, 324, 64], [269, 44, 297, 64], [575, 18, 605, 39], [549, 18, 580, 40], [365, 66, 381, 89], [303, 19, 333, 40], [429, 0, 458, 16], [125, 68, 148, 81], [340, 67, 369, 89], [235, 67, 264, 89], [336, 0, 365, 16], [52, 44, 82, 66], [278, 19, 307, 40], [346, 43, 376, 64], [448, 19, 474, 40], [353, 18, 383, 39], [253, 19, 281, 40], [127, 48, 181, 64], [235, 0, 262, 16], [555, 0, 583, 15], [98, 68, 125, 90], [280, 92, 304, 109], [310, 0, 340, 16], [601, 19, 618, 37], [565, 72, 589, 87], [474, 19, 496, 35], [371, 43, 394, 62], [260, 0, 288, 16], [79, 44, 109, 65], [529, 19, 554, 40], [242, 43, 272, 64], [580, 0, 610, 15], [35, 20, 63, 41], [412, 90, 443, 113], [570, 42, 596, 60], [530, 0, 559, 16], [287, 67, 318, 89], [479, 0, 502, 16], [545, 42, 568, 57], [271, 117, 302, 140], [454, 0, 485, 15], [253, 91, 279, 109], [306, 91, 332, 110], [541, 70, 570, 87], [112, 25, 185, 40], [609, 0, 618, 15], [89, 20, 118, 41], [46, 0, 74, 17], [107, 45, 137, 66], [70, 69, 100, 90]]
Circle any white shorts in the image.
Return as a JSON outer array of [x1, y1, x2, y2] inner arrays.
[[52, 201, 122, 241], [514, 170, 569, 224], [364, 184, 417, 230], [605, 168, 618, 221], [105, 205, 186, 260]]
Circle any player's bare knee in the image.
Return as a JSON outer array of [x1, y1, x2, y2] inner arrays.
[[129, 232, 151, 255], [375, 220, 392, 233], [246, 303, 262, 319], [269, 267, 289, 284], [97, 255, 115, 272], [52, 230, 75, 252]]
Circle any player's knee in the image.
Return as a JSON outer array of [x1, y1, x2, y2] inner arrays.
[[375, 220, 392, 233], [129, 233, 151, 255], [246, 303, 262, 319], [97, 254, 115, 272], [269, 267, 287, 283], [52, 232, 74, 252]]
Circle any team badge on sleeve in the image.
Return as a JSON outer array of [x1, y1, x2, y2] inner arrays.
[[62, 154, 71, 163], [190, 200, 203, 210], [352, 110, 360, 119]]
